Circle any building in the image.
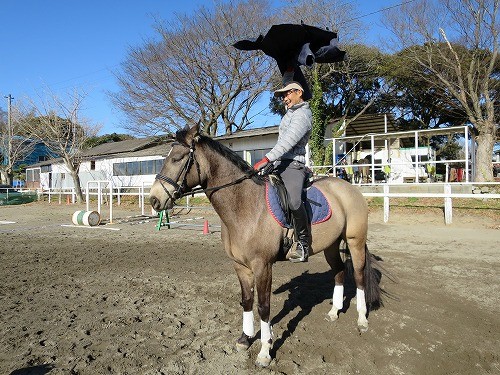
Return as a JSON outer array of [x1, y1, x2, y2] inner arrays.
[[216, 126, 281, 164], [25, 137, 169, 190], [24, 116, 476, 191], [25, 127, 282, 191], [327, 114, 473, 184]]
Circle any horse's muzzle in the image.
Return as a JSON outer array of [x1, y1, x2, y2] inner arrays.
[[149, 195, 172, 211]]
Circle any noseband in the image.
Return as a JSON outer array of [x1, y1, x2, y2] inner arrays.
[[155, 140, 201, 201]]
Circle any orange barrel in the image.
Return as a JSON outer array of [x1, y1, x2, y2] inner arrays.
[[72, 210, 101, 226]]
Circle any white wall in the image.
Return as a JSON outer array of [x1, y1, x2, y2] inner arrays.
[[220, 134, 278, 164], [36, 154, 165, 190]]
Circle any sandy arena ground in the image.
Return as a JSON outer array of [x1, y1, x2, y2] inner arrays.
[[0, 200, 499, 375]]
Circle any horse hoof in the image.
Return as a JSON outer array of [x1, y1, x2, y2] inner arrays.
[[235, 342, 250, 352], [357, 323, 369, 334], [255, 355, 272, 367], [236, 333, 251, 351], [326, 312, 339, 322]]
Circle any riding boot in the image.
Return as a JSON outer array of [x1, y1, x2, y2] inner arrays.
[[287, 203, 310, 262]]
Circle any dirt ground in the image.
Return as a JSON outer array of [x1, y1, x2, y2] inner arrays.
[[1, 200, 499, 375]]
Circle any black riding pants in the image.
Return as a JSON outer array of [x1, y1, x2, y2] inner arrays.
[[274, 159, 307, 211]]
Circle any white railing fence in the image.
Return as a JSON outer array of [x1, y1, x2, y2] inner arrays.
[[34, 182, 500, 225], [37, 182, 155, 223], [42, 187, 77, 204], [363, 183, 500, 224]]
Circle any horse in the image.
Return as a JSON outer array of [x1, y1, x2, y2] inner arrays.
[[358, 156, 372, 183], [149, 125, 382, 367]]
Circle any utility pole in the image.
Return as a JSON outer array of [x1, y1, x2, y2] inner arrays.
[[5, 94, 14, 140], [3, 94, 14, 184]]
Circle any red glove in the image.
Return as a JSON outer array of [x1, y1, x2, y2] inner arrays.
[[254, 156, 270, 171]]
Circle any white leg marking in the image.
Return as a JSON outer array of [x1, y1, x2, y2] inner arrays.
[[256, 320, 273, 367], [243, 311, 254, 337], [327, 285, 344, 321], [333, 285, 344, 310], [356, 288, 369, 333]]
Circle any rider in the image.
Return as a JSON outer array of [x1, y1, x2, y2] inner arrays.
[[253, 81, 313, 262]]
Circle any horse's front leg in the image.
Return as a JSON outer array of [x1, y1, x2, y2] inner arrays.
[[328, 273, 345, 322], [254, 262, 273, 367], [233, 262, 255, 351]]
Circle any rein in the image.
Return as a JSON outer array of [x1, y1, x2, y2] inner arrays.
[[155, 140, 257, 201], [188, 173, 256, 198]]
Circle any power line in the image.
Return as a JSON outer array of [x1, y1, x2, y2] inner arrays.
[[46, 66, 119, 88], [341, 0, 417, 25], [30, 66, 119, 94]]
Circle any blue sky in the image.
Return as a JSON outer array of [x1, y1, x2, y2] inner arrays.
[[1, 0, 401, 135]]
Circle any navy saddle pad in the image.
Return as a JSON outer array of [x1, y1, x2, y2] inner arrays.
[[265, 182, 332, 228]]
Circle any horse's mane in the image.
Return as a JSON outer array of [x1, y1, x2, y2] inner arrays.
[[176, 128, 264, 185], [200, 135, 265, 185]]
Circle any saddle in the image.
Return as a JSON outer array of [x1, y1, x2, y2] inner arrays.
[[265, 175, 332, 229]]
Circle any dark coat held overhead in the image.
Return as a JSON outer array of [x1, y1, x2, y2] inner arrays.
[[233, 23, 347, 100]]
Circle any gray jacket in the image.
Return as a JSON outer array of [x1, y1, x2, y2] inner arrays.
[[266, 101, 312, 164]]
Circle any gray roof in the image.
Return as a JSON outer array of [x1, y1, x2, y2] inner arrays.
[[82, 137, 166, 157], [26, 137, 172, 168], [343, 113, 398, 137], [101, 143, 171, 159], [215, 125, 279, 140]]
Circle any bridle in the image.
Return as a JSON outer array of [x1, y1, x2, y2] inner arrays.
[[154, 139, 257, 202], [155, 139, 201, 202]]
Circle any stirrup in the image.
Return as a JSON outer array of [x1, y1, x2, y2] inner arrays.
[[287, 242, 308, 263]]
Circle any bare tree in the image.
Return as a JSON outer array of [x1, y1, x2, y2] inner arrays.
[[112, 0, 277, 137], [384, 0, 499, 181], [0, 105, 36, 185], [22, 90, 100, 202], [279, 0, 364, 44]]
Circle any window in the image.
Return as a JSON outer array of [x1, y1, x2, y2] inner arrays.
[[248, 149, 271, 165], [90, 160, 96, 170], [26, 169, 35, 182], [126, 162, 139, 175], [113, 163, 127, 176], [155, 159, 164, 173], [140, 160, 154, 175], [112, 159, 165, 176]]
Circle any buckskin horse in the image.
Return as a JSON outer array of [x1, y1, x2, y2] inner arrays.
[[358, 155, 372, 183], [149, 125, 382, 367]]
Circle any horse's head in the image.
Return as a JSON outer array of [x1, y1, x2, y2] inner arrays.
[[149, 124, 203, 211]]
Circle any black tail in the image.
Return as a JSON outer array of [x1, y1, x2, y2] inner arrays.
[[363, 246, 383, 311]]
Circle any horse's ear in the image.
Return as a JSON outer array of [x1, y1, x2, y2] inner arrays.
[[176, 123, 202, 146], [191, 122, 202, 142]]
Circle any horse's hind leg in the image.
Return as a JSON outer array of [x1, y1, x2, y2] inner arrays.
[[346, 235, 369, 333], [233, 262, 255, 351], [324, 238, 345, 322]]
